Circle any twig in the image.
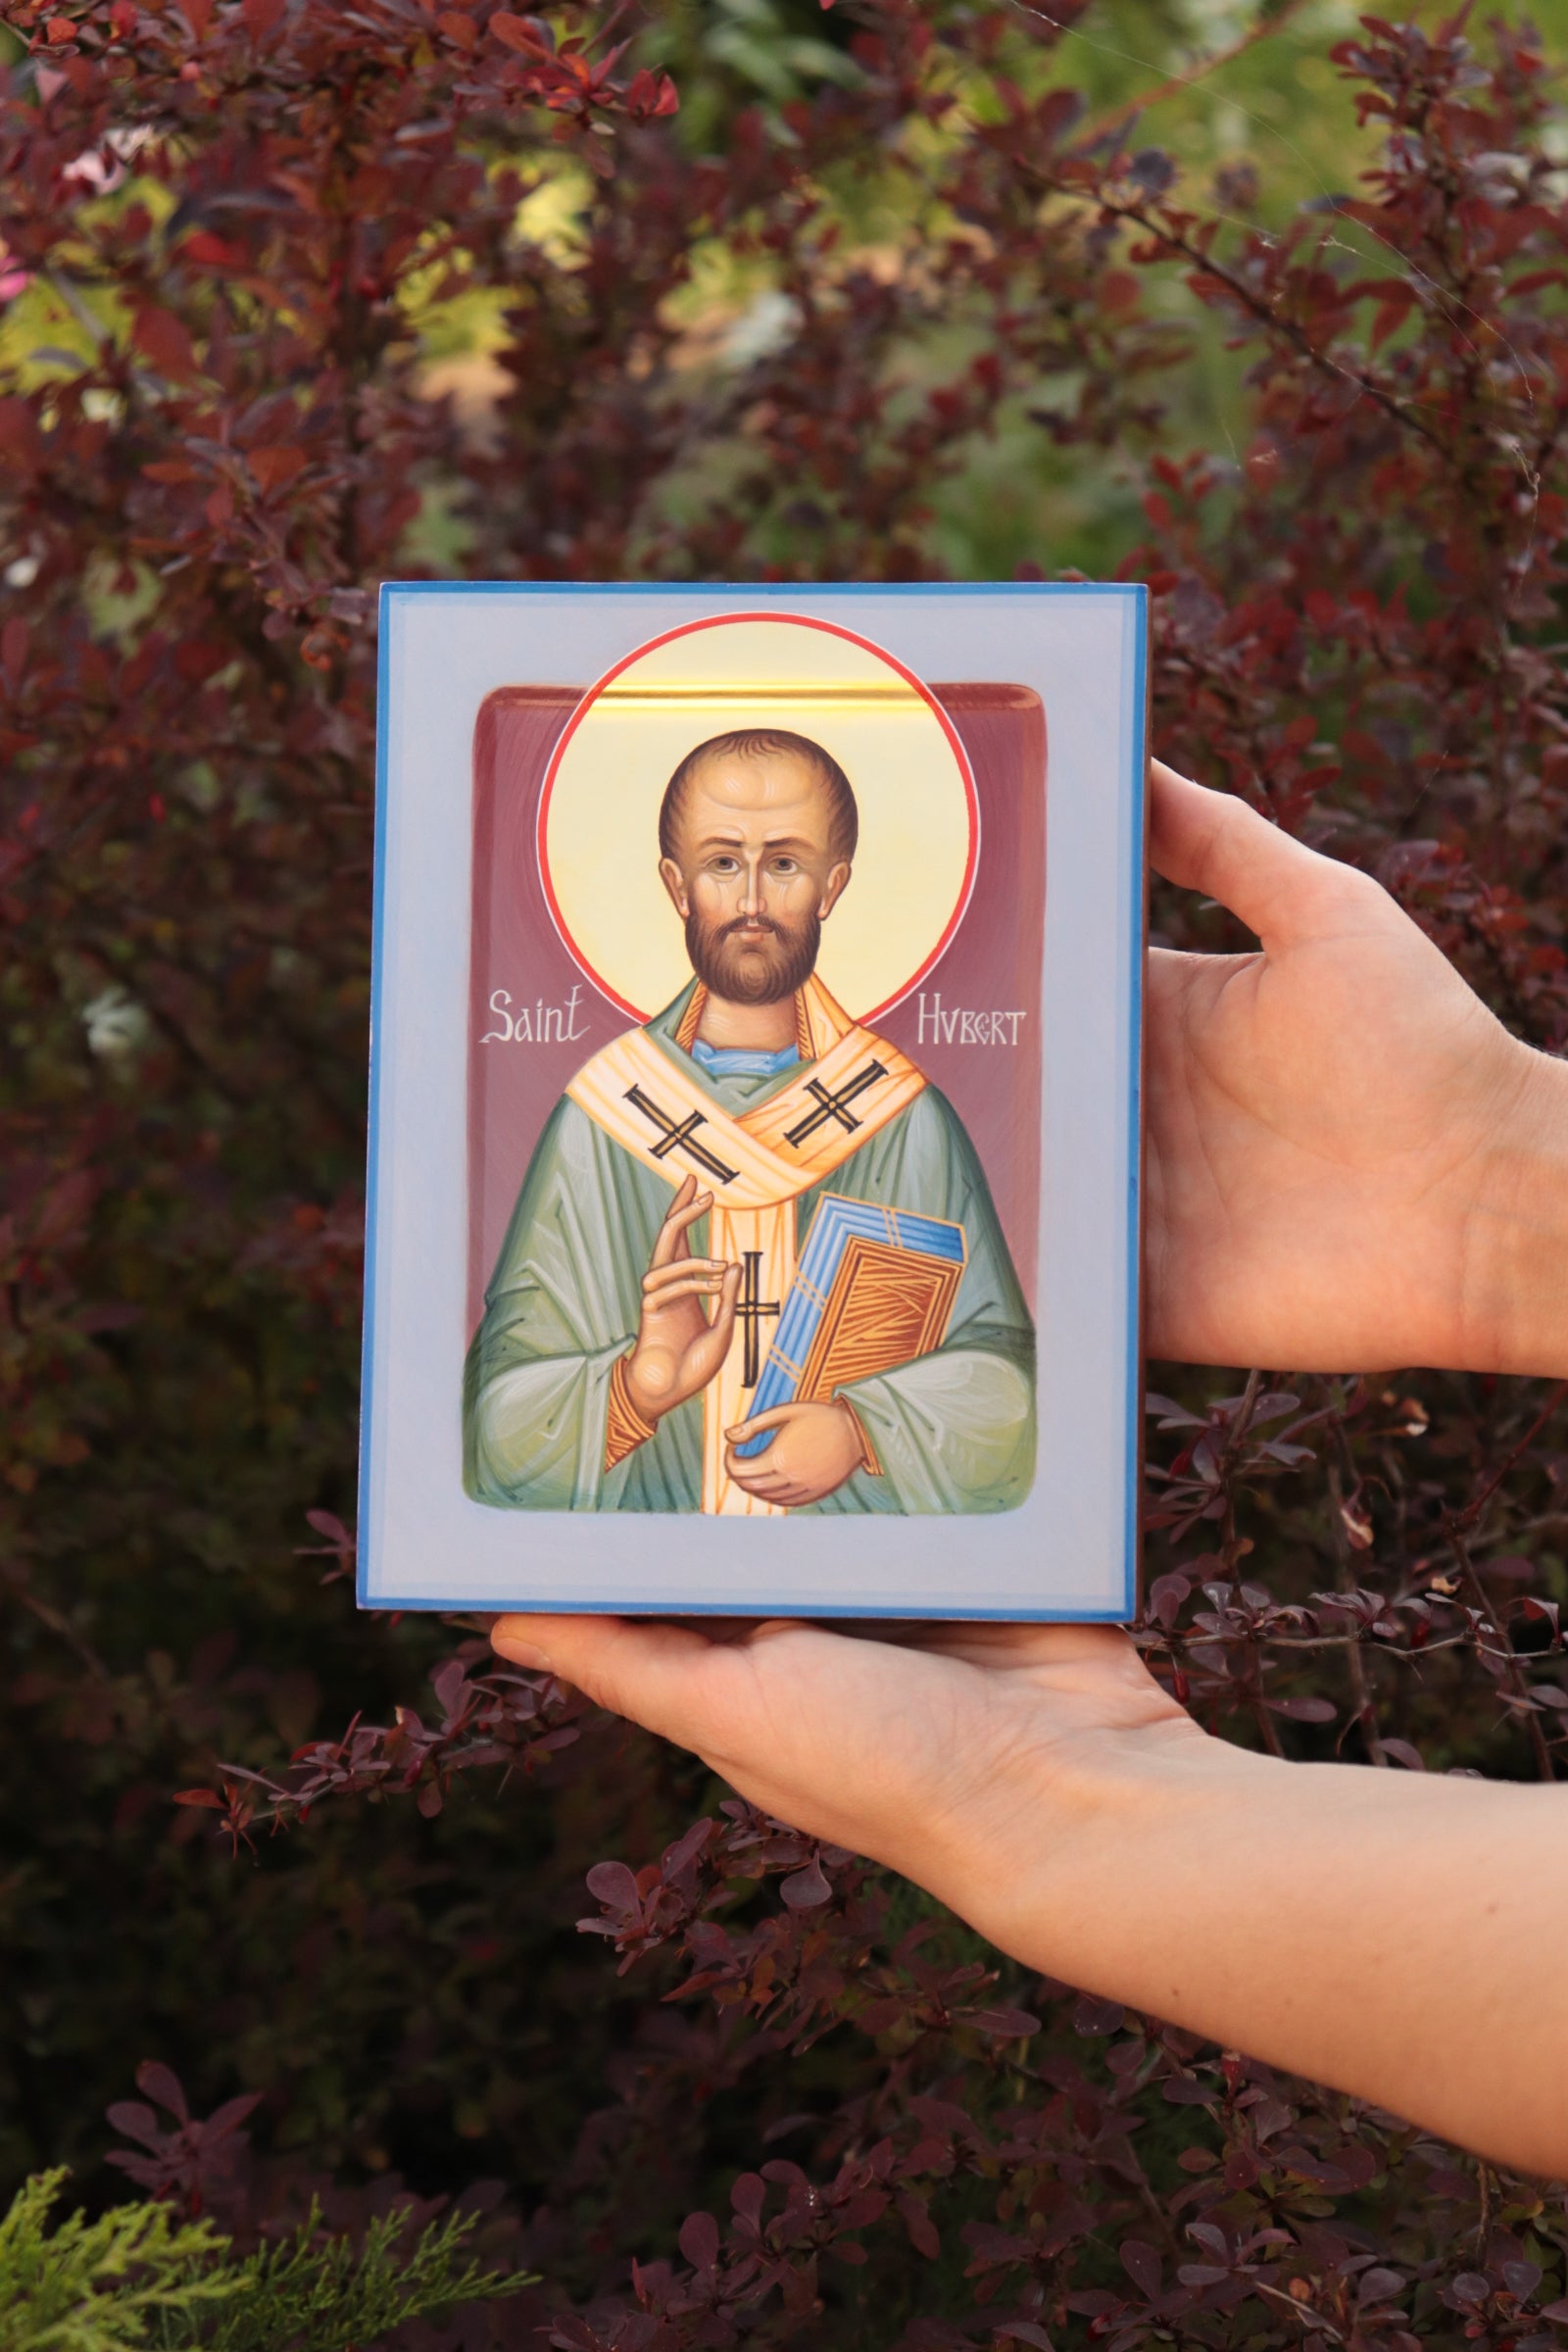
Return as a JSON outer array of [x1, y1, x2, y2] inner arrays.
[[1068, 0, 1313, 153], [1452, 1381, 1568, 1536], [1446, 1516, 1557, 1782], [1, 1562, 115, 1686], [1251, 2276, 1348, 2344], [1020, 167, 1457, 467], [1214, 1370, 1288, 1758], [1328, 1438, 1388, 1766]]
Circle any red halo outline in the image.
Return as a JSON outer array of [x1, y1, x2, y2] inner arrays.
[[534, 610, 981, 1026]]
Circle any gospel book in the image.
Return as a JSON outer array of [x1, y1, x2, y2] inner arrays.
[[736, 1197, 967, 1457]]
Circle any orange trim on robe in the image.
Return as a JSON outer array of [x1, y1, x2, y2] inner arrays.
[[673, 986, 706, 1054], [566, 976, 926, 1515], [604, 1353, 658, 1472]]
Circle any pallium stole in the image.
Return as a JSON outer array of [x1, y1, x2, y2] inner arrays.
[[565, 975, 925, 1514]]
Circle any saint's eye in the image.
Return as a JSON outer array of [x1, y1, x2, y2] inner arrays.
[[708, 856, 739, 874], [768, 856, 798, 875]]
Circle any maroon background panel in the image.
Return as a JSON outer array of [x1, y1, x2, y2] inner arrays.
[[467, 682, 1046, 1337]]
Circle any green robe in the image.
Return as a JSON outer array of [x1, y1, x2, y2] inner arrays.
[[464, 985, 1036, 1515]]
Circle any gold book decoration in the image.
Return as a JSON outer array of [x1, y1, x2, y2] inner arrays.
[[734, 1196, 967, 1457]]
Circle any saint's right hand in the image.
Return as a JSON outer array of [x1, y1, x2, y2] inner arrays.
[[622, 1173, 743, 1425]]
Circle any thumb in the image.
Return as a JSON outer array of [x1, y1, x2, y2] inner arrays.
[[708, 1259, 742, 1331], [1149, 759, 1360, 951], [724, 1403, 795, 1443], [491, 1613, 722, 1745]]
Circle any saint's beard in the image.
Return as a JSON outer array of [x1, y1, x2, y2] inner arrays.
[[686, 906, 820, 1005]]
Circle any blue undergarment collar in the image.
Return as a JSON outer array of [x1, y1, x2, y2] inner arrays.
[[690, 1038, 802, 1080]]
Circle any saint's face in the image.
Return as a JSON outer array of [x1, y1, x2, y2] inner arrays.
[[659, 751, 852, 1005]]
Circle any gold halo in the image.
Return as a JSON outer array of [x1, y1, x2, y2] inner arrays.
[[538, 612, 977, 1023]]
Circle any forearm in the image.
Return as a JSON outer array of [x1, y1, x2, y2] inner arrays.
[[941, 1730, 1568, 2174], [488, 1609, 1568, 2174], [1468, 1044, 1568, 1377]]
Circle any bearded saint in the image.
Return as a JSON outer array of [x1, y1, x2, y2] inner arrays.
[[463, 727, 1035, 1516]]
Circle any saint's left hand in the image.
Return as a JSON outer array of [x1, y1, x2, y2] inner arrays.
[[723, 1399, 864, 1507]]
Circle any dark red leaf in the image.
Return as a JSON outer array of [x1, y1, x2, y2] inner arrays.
[[779, 1856, 831, 1908], [585, 1859, 641, 1913], [678, 2210, 719, 2270], [135, 2062, 189, 2123], [1121, 2239, 1162, 2299]]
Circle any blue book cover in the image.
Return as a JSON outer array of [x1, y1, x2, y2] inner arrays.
[[736, 1195, 968, 1457]]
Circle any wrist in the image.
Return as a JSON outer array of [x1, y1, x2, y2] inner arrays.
[[834, 1395, 881, 1478], [1465, 1042, 1568, 1376], [621, 1349, 674, 1427], [606, 1353, 659, 1470], [920, 1709, 1242, 1974]]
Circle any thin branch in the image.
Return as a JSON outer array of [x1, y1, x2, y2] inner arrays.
[[1328, 1440, 1388, 1765], [1069, 0, 1314, 152], [1453, 1381, 1568, 1537], [1021, 166, 1457, 466], [1446, 1516, 1557, 1782], [1, 1561, 115, 1686]]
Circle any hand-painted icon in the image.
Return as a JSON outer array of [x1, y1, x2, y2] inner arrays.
[[464, 612, 1041, 1517]]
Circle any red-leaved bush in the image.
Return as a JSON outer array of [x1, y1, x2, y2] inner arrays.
[[5, 0, 1568, 2343]]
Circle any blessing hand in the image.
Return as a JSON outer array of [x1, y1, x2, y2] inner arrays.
[[723, 1398, 865, 1507], [623, 1174, 743, 1425]]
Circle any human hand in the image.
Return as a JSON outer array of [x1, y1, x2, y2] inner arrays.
[[489, 1613, 1194, 1950], [623, 1174, 743, 1424], [1148, 760, 1568, 1375], [723, 1397, 867, 1506], [489, 1610, 1568, 2176]]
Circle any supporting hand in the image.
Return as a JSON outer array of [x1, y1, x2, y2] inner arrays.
[[1148, 760, 1568, 1376], [490, 1611, 1568, 2177], [492, 764, 1568, 2180], [623, 1174, 743, 1424]]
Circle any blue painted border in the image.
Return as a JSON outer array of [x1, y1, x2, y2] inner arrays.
[[361, 581, 1146, 1620], [374, 581, 1144, 597], [355, 585, 396, 1611], [1122, 590, 1149, 1622]]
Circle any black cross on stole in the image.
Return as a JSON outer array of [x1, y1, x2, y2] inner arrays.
[[782, 1058, 888, 1150], [735, 1250, 781, 1388], [623, 1085, 739, 1186]]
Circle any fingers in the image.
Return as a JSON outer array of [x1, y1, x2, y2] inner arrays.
[[687, 1262, 743, 1379], [706, 1258, 742, 1337], [724, 1452, 789, 1493], [728, 1470, 810, 1505], [1149, 759, 1372, 950], [649, 1177, 712, 1269], [644, 1272, 728, 1308], [643, 1258, 730, 1303], [722, 1441, 810, 1503]]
